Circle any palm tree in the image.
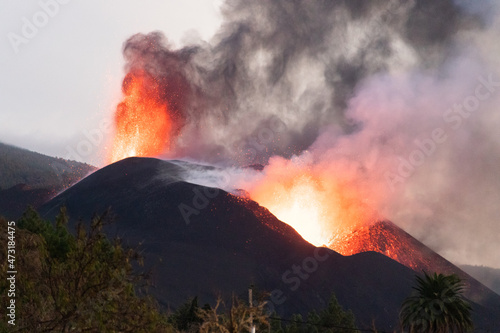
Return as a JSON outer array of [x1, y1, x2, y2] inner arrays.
[[400, 272, 473, 333]]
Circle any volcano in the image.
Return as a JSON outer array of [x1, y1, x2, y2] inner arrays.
[[38, 157, 500, 330], [327, 220, 500, 311], [328, 220, 447, 271]]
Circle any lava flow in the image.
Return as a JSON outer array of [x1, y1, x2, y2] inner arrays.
[[247, 170, 440, 272], [244, 160, 447, 273], [245, 158, 379, 248], [109, 70, 172, 163]]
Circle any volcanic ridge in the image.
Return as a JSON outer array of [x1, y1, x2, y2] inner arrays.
[[37, 157, 500, 330]]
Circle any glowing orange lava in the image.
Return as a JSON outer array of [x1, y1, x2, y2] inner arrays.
[[244, 159, 434, 272], [109, 71, 172, 163], [251, 174, 329, 246], [246, 158, 379, 248]]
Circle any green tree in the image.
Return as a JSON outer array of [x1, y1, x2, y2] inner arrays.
[[0, 208, 173, 332], [282, 314, 304, 333], [400, 272, 473, 333], [168, 297, 204, 332], [268, 313, 284, 333], [280, 294, 357, 333], [307, 294, 357, 333]]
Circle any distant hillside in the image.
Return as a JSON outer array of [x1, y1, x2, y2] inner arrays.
[[0, 142, 95, 190], [461, 265, 500, 295], [0, 142, 96, 219]]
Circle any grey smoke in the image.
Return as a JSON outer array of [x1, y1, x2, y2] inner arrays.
[[119, 0, 500, 268], [123, 0, 479, 165]]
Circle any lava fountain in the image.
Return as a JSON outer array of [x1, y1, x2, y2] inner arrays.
[[109, 70, 173, 163]]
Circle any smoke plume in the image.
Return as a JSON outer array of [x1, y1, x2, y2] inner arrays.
[[115, 0, 500, 268]]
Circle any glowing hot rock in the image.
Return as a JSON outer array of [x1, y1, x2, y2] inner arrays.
[[246, 158, 376, 249], [248, 173, 331, 246], [109, 70, 172, 163]]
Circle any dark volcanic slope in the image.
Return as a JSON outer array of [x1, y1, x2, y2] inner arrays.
[[38, 157, 500, 331], [0, 184, 56, 219]]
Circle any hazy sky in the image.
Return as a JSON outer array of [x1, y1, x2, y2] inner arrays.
[[0, 0, 222, 165]]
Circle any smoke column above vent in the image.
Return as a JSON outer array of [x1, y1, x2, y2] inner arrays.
[[111, 0, 475, 165], [108, 0, 500, 268]]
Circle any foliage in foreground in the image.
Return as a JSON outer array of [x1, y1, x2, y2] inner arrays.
[[0, 207, 172, 332], [168, 293, 357, 333], [270, 294, 357, 333], [400, 272, 473, 333]]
